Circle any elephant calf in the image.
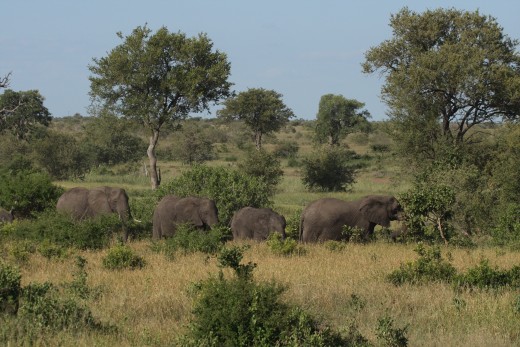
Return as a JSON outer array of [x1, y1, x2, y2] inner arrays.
[[300, 195, 403, 243], [152, 195, 219, 239], [231, 207, 286, 241]]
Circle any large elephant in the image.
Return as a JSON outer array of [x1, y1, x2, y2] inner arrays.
[[56, 186, 133, 241], [0, 208, 14, 223], [152, 195, 219, 239], [231, 207, 286, 241], [300, 195, 403, 243]]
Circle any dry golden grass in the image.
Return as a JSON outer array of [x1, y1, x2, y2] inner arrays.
[[10, 240, 520, 346]]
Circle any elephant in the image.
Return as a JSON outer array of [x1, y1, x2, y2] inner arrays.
[[152, 195, 219, 239], [230, 207, 286, 241], [0, 208, 14, 223], [299, 195, 403, 243], [56, 186, 133, 241]]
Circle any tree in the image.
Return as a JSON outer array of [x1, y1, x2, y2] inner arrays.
[[89, 25, 232, 189], [362, 7, 520, 161], [217, 88, 294, 149], [315, 94, 371, 146], [171, 122, 216, 165], [0, 89, 51, 140]]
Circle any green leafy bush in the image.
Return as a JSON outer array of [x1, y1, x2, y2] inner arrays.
[[158, 165, 272, 225], [237, 149, 284, 194], [102, 244, 146, 270], [8, 211, 120, 249], [491, 203, 520, 247], [0, 169, 64, 218], [0, 261, 21, 314], [454, 260, 520, 290], [273, 140, 299, 158], [266, 233, 306, 257], [284, 209, 302, 240], [375, 315, 408, 347], [155, 224, 230, 259], [301, 146, 359, 192], [387, 244, 457, 285], [180, 246, 357, 346], [324, 240, 347, 252]]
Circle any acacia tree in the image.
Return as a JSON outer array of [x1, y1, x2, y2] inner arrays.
[[217, 88, 294, 149], [362, 7, 520, 161], [89, 25, 232, 189], [0, 89, 51, 140], [315, 94, 371, 146]]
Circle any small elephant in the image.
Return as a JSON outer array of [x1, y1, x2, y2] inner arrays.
[[300, 195, 403, 243], [0, 208, 14, 223], [152, 195, 219, 239], [231, 207, 286, 241], [56, 186, 133, 241]]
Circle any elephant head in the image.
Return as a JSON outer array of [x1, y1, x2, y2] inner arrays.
[[359, 195, 403, 228], [0, 208, 14, 223]]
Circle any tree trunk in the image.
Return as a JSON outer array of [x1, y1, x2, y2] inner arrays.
[[147, 129, 161, 189], [255, 131, 262, 150]]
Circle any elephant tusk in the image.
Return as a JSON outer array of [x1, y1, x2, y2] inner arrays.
[[133, 218, 142, 223]]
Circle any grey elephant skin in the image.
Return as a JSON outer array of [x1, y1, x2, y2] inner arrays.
[[56, 186, 132, 241], [231, 207, 286, 241], [300, 195, 403, 243], [152, 195, 219, 239], [0, 208, 14, 223]]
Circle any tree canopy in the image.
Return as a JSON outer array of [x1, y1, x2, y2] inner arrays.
[[362, 7, 520, 160], [314, 94, 371, 146], [0, 89, 51, 140], [217, 88, 294, 149], [89, 25, 232, 188]]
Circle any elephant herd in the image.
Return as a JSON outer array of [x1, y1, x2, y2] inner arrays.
[[1, 186, 404, 243]]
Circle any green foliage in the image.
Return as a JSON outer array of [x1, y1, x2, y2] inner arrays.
[[102, 244, 146, 270], [168, 121, 217, 164], [217, 88, 295, 149], [0, 89, 51, 140], [0, 261, 21, 314], [237, 149, 284, 194], [8, 240, 36, 264], [155, 223, 230, 259], [342, 225, 368, 243], [375, 315, 408, 347], [314, 94, 371, 146], [0, 169, 64, 218], [180, 246, 356, 346], [7, 211, 120, 250], [324, 240, 347, 252], [284, 209, 302, 240], [158, 165, 272, 225], [266, 233, 306, 257], [37, 240, 69, 260], [33, 130, 94, 180], [491, 203, 520, 247], [301, 146, 359, 192], [387, 244, 457, 285], [454, 260, 520, 290], [399, 183, 455, 243]]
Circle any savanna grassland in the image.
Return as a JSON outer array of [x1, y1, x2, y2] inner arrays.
[[2, 120, 520, 346]]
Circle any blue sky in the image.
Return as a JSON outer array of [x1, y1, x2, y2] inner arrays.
[[2, 1, 519, 120]]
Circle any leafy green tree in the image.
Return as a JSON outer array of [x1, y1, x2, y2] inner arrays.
[[83, 112, 145, 165], [217, 88, 294, 149], [170, 122, 216, 165], [0, 89, 51, 140], [362, 7, 520, 162], [315, 94, 371, 146], [89, 25, 232, 189], [237, 149, 284, 194]]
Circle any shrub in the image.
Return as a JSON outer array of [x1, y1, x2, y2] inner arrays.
[[102, 244, 146, 270], [0, 169, 64, 218], [180, 246, 357, 346], [37, 240, 69, 260], [158, 165, 272, 225], [491, 203, 520, 247], [237, 149, 284, 194], [375, 315, 408, 347], [454, 260, 520, 290], [273, 140, 299, 158], [266, 233, 306, 257], [284, 209, 302, 240], [0, 261, 21, 314], [301, 146, 359, 192], [387, 244, 457, 286], [324, 240, 347, 252]]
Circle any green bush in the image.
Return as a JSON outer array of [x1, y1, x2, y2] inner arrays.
[[273, 140, 299, 158], [37, 240, 69, 260], [266, 233, 306, 257], [454, 260, 520, 290], [102, 244, 146, 270], [158, 165, 272, 225], [301, 146, 359, 192], [375, 315, 408, 347], [0, 169, 64, 218], [237, 149, 284, 194], [324, 240, 347, 252], [8, 211, 120, 250], [180, 246, 357, 346], [155, 224, 230, 259], [387, 244, 457, 286], [0, 261, 21, 314], [491, 203, 520, 247], [284, 209, 302, 240]]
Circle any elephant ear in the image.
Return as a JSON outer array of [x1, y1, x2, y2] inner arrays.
[[359, 196, 390, 227]]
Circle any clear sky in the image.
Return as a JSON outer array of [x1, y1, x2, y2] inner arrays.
[[2, 1, 520, 120]]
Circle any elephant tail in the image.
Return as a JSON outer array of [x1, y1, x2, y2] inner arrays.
[[299, 214, 304, 242]]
